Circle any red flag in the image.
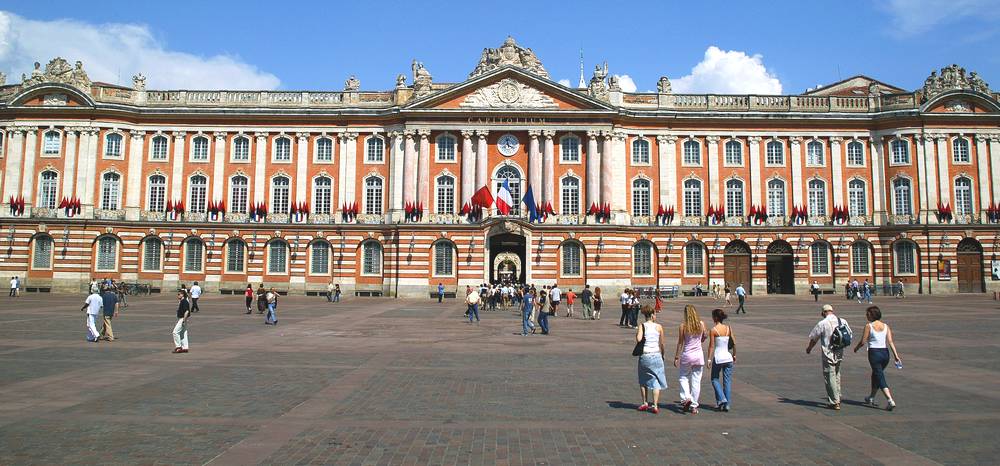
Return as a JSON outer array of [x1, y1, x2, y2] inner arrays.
[[472, 186, 493, 209]]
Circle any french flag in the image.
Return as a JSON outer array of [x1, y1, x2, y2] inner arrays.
[[496, 178, 514, 215]]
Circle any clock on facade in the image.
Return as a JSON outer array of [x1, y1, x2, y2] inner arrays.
[[497, 133, 519, 156]]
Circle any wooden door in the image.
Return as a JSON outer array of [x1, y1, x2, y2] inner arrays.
[[957, 252, 982, 293], [724, 254, 752, 294]]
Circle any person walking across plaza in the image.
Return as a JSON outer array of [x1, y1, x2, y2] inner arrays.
[[853, 306, 901, 411], [580, 285, 594, 320], [674, 304, 707, 414], [564, 288, 576, 318], [537, 290, 550, 334], [734, 283, 747, 314], [549, 283, 561, 316], [895, 278, 905, 298], [256, 284, 267, 314], [244, 284, 254, 314], [81, 288, 103, 343], [172, 290, 191, 353], [100, 285, 120, 341], [265, 288, 279, 325], [619, 288, 631, 327], [189, 281, 202, 313], [807, 304, 852, 410], [706, 308, 735, 411], [724, 283, 732, 307], [333, 284, 341, 302], [9, 276, 18, 297], [466, 285, 481, 323], [327, 281, 335, 303], [636, 304, 667, 414], [437, 282, 445, 303], [593, 287, 603, 320], [811, 280, 820, 302], [520, 287, 536, 336], [861, 279, 873, 304]]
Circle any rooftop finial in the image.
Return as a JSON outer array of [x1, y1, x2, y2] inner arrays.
[[577, 49, 586, 89]]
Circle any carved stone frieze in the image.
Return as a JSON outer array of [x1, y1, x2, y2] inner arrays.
[[22, 57, 92, 92], [469, 36, 549, 79], [459, 78, 557, 109], [921, 64, 990, 99]]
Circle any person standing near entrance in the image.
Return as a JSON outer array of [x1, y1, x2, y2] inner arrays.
[[734, 283, 747, 314], [564, 288, 576, 318], [549, 283, 561, 316], [520, 287, 535, 336], [466, 286, 481, 323], [9, 276, 18, 297], [256, 284, 267, 314], [81, 288, 103, 343], [724, 283, 732, 307], [593, 287, 603, 320], [579, 285, 593, 320], [333, 284, 341, 302], [895, 279, 904, 299], [811, 280, 821, 302], [327, 281, 335, 303], [437, 282, 445, 303], [244, 284, 255, 313], [100, 285, 120, 341], [189, 281, 202, 313], [807, 304, 852, 410], [172, 290, 191, 353], [619, 288, 630, 327]]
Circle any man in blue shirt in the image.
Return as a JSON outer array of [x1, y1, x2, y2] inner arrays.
[[521, 287, 535, 336], [735, 283, 747, 314], [100, 286, 120, 341], [437, 283, 445, 303]]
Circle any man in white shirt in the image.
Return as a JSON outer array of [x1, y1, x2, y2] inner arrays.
[[734, 284, 747, 314], [466, 287, 481, 323], [549, 284, 561, 316], [81, 290, 103, 342], [189, 281, 202, 313], [619, 290, 630, 327], [811, 280, 820, 302], [807, 304, 852, 410], [9, 276, 17, 298]]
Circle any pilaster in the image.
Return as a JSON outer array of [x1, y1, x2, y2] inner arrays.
[[81, 128, 100, 214], [253, 132, 267, 203], [870, 139, 886, 225], [587, 131, 602, 208], [610, 131, 627, 218], [295, 132, 309, 204], [789, 136, 803, 208], [528, 130, 541, 200], [212, 132, 227, 203], [600, 132, 613, 210], [974, 135, 991, 216], [62, 129, 78, 199], [475, 130, 489, 191], [402, 130, 416, 205], [170, 131, 186, 201], [2, 128, 24, 210], [542, 130, 555, 205], [747, 136, 762, 207], [343, 132, 359, 205], [934, 134, 950, 205], [830, 137, 843, 206], [125, 130, 146, 220], [460, 130, 475, 205], [389, 131, 404, 217], [417, 129, 431, 207], [990, 136, 1000, 206], [19, 129, 38, 210], [919, 135, 937, 218], [706, 135, 720, 208]]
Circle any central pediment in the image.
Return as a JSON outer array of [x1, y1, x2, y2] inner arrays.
[[460, 78, 557, 109]]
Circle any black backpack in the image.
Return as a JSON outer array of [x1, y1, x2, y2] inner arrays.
[[829, 317, 852, 350]]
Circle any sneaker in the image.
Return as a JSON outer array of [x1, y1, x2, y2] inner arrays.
[[172, 347, 182, 353], [682, 400, 692, 412], [829, 403, 841, 411], [864, 396, 879, 407], [650, 406, 660, 414], [637, 403, 649, 412], [179, 349, 189, 353], [722, 403, 730, 412], [887, 399, 896, 411], [690, 407, 699, 415]]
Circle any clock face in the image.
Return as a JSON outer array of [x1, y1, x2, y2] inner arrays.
[[497, 134, 519, 156]]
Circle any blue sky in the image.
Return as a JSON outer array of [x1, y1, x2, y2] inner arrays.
[[2, 0, 999, 93]]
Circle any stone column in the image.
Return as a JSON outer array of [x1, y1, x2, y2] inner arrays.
[[542, 130, 555, 205], [610, 131, 627, 214], [870, 139, 885, 225], [747, 136, 762, 207], [388, 131, 404, 215], [19, 129, 38, 209], [789, 137, 803, 209], [212, 132, 227, 202], [528, 130, 541, 199], [80, 129, 100, 214], [125, 130, 146, 220], [919, 135, 938, 217], [2, 128, 24, 207], [475, 130, 489, 191], [73, 129, 91, 204], [62, 129, 78, 199], [587, 131, 601, 208], [935, 134, 950, 205], [418, 129, 431, 207], [253, 132, 267, 203], [295, 132, 309, 204], [989, 136, 1000, 206], [402, 130, 416, 205], [600, 132, 613, 208], [830, 137, 844, 206], [706, 135, 720, 209], [343, 132, 359, 206], [460, 130, 475, 205], [975, 135, 991, 216], [170, 131, 186, 202]]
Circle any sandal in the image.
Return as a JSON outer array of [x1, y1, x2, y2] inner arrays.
[[637, 403, 649, 412]]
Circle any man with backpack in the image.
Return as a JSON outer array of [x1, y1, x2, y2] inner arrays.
[[806, 304, 852, 410]]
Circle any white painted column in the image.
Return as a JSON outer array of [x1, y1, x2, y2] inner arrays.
[[475, 130, 489, 190], [253, 133, 267, 204], [125, 130, 145, 220], [19, 129, 38, 208], [920, 135, 938, 214], [343, 132, 358, 205], [73, 129, 91, 203], [789, 137, 803, 209], [747, 136, 762, 207], [587, 131, 601, 208], [81, 129, 100, 212], [870, 139, 885, 225], [62, 129, 78, 199], [212, 132, 226, 202], [2, 128, 24, 205], [542, 130, 555, 205], [389, 131, 404, 213], [610, 131, 627, 213], [295, 132, 309, 204], [417, 129, 431, 207], [935, 135, 950, 205], [989, 136, 1000, 205], [662, 135, 678, 220], [830, 137, 844, 206], [975, 134, 991, 214], [460, 130, 475, 205], [170, 131, 186, 202], [337, 132, 349, 210], [402, 131, 416, 205], [600, 132, 613, 208], [706, 135, 720, 209], [528, 130, 541, 199]]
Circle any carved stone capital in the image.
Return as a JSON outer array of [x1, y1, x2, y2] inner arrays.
[[342, 131, 358, 141], [705, 135, 721, 144], [586, 130, 601, 139], [747, 136, 762, 144], [475, 130, 489, 138], [974, 134, 990, 144], [172, 131, 187, 139], [542, 130, 555, 139], [254, 131, 269, 139], [528, 130, 540, 138], [612, 131, 626, 141], [129, 130, 146, 139], [417, 129, 431, 139], [295, 132, 310, 141], [214, 131, 228, 141], [388, 130, 401, 139], [460, 130, 475, 139], [656, 135, 677, 144], [990, 135, 1000, 143], [829, 136, 843, 144]]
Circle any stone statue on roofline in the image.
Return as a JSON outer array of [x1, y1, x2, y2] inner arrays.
[[0, 72, 6, 87], [132, 73, 146, 91], [395, 73, 407, 89], [657, 76, 672, 94], [588, 61, 609, 100], [468, 36, 549, 79], [344, 75, 360, 91], [412, 60, 434, 96], [921, 64, 990, 99], [20, 58, 91, 92]]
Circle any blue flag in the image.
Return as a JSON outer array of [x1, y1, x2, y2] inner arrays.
[[522, 185, 538, 222]]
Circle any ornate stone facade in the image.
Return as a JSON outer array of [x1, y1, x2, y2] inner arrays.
[[469, 36, 548, 79]]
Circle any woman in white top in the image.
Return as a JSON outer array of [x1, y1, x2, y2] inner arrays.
[[635, 304, 667, 414], [853, 305, 901, 410], [706, 308, 735, 411]]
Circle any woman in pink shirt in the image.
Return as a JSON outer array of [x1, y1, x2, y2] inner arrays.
[[673, 304, 707, 414]]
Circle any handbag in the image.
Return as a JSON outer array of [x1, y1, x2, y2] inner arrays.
[[632, 323, 645, 356], [728, 325, 736, 352]]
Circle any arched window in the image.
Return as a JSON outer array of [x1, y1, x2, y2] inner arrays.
[[767, 179, 785, 217], [274, 137, 291, 161], [954, 177, 973, 216], [226, 239, 245, 273], [142, 237, 162, 271], [316, 137, 333, 162], [953, 137, 970, 163], [848, 179, 866, 217], [104, 133, 123, 158], [189, 175, 208, 213], [892, 178, 912, 216], [233, 136, 250, 161], [151, 135, 169, 160], [32, 235, 53, 269], [806, 140, 825, 166], [362, 241, 382, 275], [38, 170, 58, 209], [561, 135, 580, 162], [683, 179, 702, 217], [807, 179, 826, 217], [890, 139, 910, 164], [229, 176, 248, 214], [366, 137, 384, 162], [313, 176, 333, 215], [311, 240, 330, 275], [847, 140, 865, 166], [43, 130, 61, 155], [634, 241, 654, 276], [724, 140, 742, 165], [851, 242, 870, 275], [364, 177, 383, 215], [725, 179, 744, 217], [96, 237, 117, 271], [561, 177, 580, 215], [184, 238, 204, 272], [683, 139, 701, 165], [632, 179, 651, 217], [632, 138, 650, 164], [562, 242, 582, 276], [436, 134, 456, 161], [495, 166, 522, 216], [100, 172, 121, 210], [766, 140, 784, 165], [810, 242, 830, 275], [894, 241, 916, 274], [434, 241, 454, 276], [148, 175, 166, 211], [191, 136, 209, 161], [267, 240, 288, 274], [271, 176, 290, 214], [435, 175, 455, 214], [684, 242, 704, 276]]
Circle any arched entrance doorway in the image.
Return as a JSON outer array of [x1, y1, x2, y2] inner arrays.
[[723, 240, 752, 294], [957, 238, 984, 293], [489, 232, 526, 284], [766, 240, 795, 294]]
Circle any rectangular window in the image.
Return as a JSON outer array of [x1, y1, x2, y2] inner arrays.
[[562, 245, 581, 276], [895, 243, 915, 274], [316, 138, 333, 162], [561, 138, 580, 162], [185, 242, 203, 272], [268, 243, 287, 274], [684, 245, 703, 276], [97, 239, 117, 271], [811, 244, 829, 275], [847, 142, 865, 166], [226, 242, 244, 273], [143, 240, 162, 271], [634, 245, 653, 276], [233, 138, 250, 161], [33, 237, 53, 269], [43, 132, 61, 155], [362, 243, 381, 275], [724, 141, 742, 166], [851, 243, 870, 275], [311, 243, 330, 274], [434, 243, 453, 276], [151, 137, 169, 160]]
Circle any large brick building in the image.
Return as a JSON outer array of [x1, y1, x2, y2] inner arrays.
[[2, 38, 999, 296]]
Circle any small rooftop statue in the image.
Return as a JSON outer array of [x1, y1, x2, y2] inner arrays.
[[21, 57, 91, 92], [132, 73, 146, 91], [412, 60, 433, 96], [469, 36, 549, 79], [344, 75, 360, 91], [657, 76, 672, 94], [921, 64, 990, 99]]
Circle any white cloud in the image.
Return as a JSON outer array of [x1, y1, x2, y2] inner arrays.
[[881, 0, 1000, 37], [0, 11, 280, 90], [671, 46, 782, 94], [614, 74, 637, 92], [557, 78, 571, 87]]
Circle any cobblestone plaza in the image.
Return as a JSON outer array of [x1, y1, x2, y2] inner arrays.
[[0, 293, 996, 464]]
